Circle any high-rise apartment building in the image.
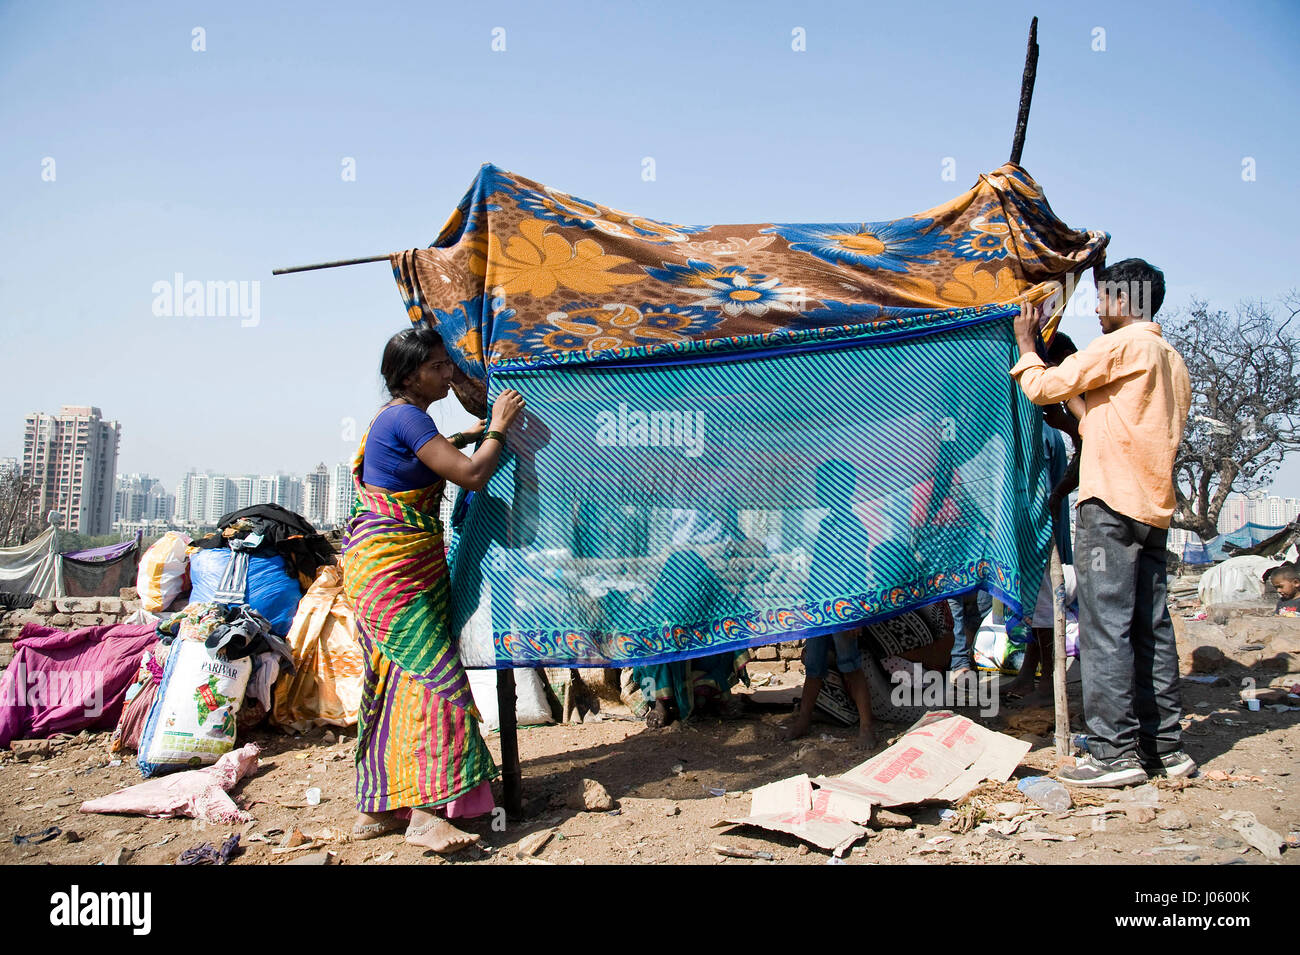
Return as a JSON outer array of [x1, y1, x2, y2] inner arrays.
[[328, 462, 354, 529], [302, 462, 330, 528], [21, 406, 120, 535]]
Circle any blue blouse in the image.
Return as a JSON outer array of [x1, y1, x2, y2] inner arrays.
[[361, 404, 440, 491]]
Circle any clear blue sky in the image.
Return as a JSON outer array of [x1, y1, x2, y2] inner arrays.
[[2, 0, 1297, 499]]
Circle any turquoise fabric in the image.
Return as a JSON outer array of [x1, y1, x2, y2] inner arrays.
[[446, 304, 1053, 668]]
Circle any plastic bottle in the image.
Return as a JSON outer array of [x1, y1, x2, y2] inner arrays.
[[1017, 775, 1072, 811]]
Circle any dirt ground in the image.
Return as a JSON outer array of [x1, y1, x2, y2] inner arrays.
[[1, 662, 1296, 866]]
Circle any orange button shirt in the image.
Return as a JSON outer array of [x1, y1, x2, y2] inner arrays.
[[1009, 322, 1191, 529]]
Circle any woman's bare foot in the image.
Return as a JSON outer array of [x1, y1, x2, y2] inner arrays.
[[856, 724, 877, 751], [404, 811, 480, 854], [352, 811, 403, 841]]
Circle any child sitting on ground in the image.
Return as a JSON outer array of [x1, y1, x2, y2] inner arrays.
[[1270, 564, 1300, 617], [786, 629, 875, 749]]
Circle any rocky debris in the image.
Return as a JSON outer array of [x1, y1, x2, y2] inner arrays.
[[1125, 806, 1157, 825], [871, 808, 913, 830], [285, 851, 334, 865], [102, 846, 133, 865], [567, 778, 614, 812], [1157, 809, 1191, 830], [1190, 645, 1225, 673], [11, 740, 55, 761]]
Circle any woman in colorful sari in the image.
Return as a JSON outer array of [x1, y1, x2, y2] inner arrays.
[[344, 326, 524, 853]]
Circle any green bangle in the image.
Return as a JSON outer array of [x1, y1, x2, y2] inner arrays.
[[483, 430, 506, 445], [449, 432, 466, 449]]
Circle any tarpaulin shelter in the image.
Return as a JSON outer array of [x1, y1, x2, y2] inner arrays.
[[0, 531, 142, 599], [387, 162, 1107, 669], [60, 534, 142, 598]]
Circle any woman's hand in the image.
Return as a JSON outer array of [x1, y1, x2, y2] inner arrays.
[[489, 389, 526, 431], [459, 419, 487, 443]]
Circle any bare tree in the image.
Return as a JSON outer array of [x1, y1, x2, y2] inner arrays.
[[1163, 293, 1300, 539], [0, 467, 38, 547]]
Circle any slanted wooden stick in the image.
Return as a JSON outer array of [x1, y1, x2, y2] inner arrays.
[[1009, 16, 1040, 166]]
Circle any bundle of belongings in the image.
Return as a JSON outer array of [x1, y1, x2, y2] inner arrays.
[[105, 505, 346, 775], [4, 505, 372, 773]]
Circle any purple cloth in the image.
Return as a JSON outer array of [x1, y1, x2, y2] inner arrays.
[[62, 536, 140, 562], [361, 404, 440, 491], [0, 623, 157, 748]]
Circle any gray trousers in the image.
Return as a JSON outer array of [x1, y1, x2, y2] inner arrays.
[[1075, 499, 1183, 761]]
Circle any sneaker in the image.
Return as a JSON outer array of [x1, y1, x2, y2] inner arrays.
[[1140, 750, 1197, 779], [1058, 753, 1149, 788]]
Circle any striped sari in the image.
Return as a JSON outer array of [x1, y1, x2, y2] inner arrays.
[[341, 430, 497, 813]]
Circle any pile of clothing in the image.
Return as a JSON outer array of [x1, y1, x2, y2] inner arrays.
[[108, 505, 339, 775]]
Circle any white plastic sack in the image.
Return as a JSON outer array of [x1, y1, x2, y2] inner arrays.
[[137, 532, 192, 612], [1197, 555, 1282, 608], [136, 639, 251, 776], [469, 668, 554, 732]]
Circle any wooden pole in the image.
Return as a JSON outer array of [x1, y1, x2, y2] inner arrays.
[[1009, 16, 1040, 166], [496, 669, 524, 818], [271, 254, 393, 276], [1050, 542, 1071, 758]]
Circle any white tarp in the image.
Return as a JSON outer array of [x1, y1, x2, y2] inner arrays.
[[0, 526, 62, 597], [1197, 555, 1283, 608]]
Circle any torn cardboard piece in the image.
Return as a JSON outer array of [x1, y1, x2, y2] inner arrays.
[[719, 713, 1029, 853], [817, 711, 1030, 807], [717, 774, 868, 856]]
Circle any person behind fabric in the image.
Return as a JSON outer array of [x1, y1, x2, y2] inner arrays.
[[1271, 564, 1300, 616], [632, 504, 753, 728], [787, 460, 876, 749], [345, 325, 526, 853], [1011, 258, 1194, 788], [1003, 336, 1079, 706], [1042, 332, 1084, 511]]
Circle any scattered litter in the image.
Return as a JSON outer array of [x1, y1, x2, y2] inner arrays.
[[705, 787, 726, 797], [1220, 810, 1284, 860], [1202, 770, 1263, 782], [12, 826, 61, 846], [711, 843, 775, 861], [178, 834, 241, 865], [1017, 776, 1072, 811], [720, 713, 1028, 854], [78, 743, 261, 825], [1183, 675, 1219, 684], [1019, 829, 1075, 842], [305, 787, 322, 806], [516, 828, 556, 858]]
